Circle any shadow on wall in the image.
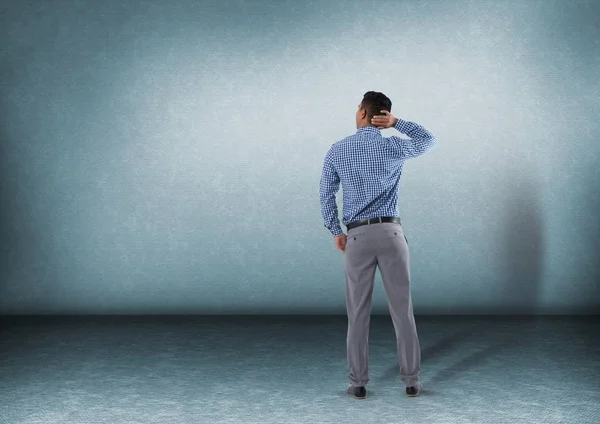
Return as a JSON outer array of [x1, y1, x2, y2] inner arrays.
[[0, 40, 49, 311], [0, 118, 32, 309], [583, 171, 600, 314], [501, 179, 544, 314], [572, 170, 600, 316], [0, 52, 16, 297], [0, 122, 11, 294], [0, 9, 25, 302], [588, 176, 600, 314]]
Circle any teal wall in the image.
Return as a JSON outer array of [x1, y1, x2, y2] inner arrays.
[[1, 0, 598, 314]]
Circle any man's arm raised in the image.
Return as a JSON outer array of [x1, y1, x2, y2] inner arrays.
[[372, 110, 437, 159]]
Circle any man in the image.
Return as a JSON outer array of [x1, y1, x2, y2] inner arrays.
[[319, 91, 436, 399]]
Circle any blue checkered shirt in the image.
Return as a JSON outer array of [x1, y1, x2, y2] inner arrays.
[[319, 119, 437, 236]]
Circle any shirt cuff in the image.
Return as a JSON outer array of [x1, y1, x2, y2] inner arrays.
[[330, 227, 345, 237], [394, 118, 409, 133], [325, 223, 344, 236]]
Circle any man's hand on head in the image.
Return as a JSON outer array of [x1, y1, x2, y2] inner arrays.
[[334, 234, 347, 253], [371, 110, 398, 129]]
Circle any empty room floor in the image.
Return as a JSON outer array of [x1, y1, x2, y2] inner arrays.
[[1, 315, 599, 424]]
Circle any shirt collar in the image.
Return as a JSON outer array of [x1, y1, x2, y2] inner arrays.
[[356, 125, 381, 136]]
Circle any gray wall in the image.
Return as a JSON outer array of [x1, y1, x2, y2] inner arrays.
[[1, 0, 599, 314]]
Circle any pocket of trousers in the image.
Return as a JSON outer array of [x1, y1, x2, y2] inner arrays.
[[348, 230, 367, 242], [385, 229, 408, 245]]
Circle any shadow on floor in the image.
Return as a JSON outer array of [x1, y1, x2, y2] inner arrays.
[[378, 326, 477, 381], [426, 330, 514, 384]]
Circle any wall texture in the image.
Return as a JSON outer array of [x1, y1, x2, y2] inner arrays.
[[1, 0, 598, 314]]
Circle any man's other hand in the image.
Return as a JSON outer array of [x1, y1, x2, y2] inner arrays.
[[334, 234, 347, 253], [371, 110, 399, 129]]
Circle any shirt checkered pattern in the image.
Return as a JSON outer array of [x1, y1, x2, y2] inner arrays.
[[319, 119, 437, 237]]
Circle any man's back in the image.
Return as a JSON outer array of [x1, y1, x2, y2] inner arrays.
[[320, 119, 436, 235]]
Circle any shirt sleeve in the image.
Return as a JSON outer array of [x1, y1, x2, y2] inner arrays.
[[319, 148, 344, 236], [386, 119, 437, 159]]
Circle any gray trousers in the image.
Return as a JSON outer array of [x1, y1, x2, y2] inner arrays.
[[343, 221, 421, 388]]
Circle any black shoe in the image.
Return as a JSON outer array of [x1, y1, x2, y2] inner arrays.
[[347, 385, 367, 399], [405, 383, 422, 397]]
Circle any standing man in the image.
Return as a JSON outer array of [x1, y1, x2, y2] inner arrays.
[[319, 91, 436, 399]]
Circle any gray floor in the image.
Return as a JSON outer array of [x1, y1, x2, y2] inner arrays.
[[1, 315, 599, 424]]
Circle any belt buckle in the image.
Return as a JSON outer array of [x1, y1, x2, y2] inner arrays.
[[369, 217, 382, 225]]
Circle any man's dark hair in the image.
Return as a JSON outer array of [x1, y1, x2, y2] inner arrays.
[[360, 91, 392, 120]]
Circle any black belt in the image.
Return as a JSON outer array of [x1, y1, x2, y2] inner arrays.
[[346, 216, 401, 231]]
